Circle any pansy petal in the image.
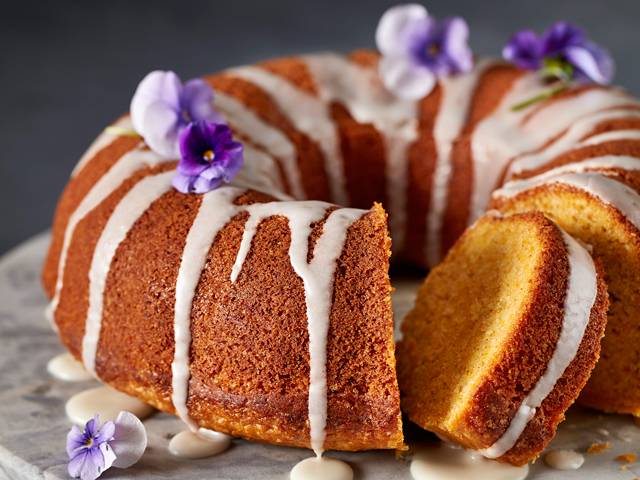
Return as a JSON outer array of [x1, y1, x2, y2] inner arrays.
[[441, 17, 473, 73], [100, 442, 117, 472], [379, 55, 436, 100], [140, 100, 182, 158], [376, 4, 430, 57], [94, 421, 115, 444], [565, 43, 615, 84], [68, 449, 102, 480], [84, 416, 99, 438], [182, 79, 224, 124], [130, 71, 182, 135], [193, 175, 223, 194], [68, 451, 88, 479], [172, 173, 196, 194], [67, 425, 86, 457], [111, 411, 148, 469], [542, 21, 585, 56], [199, 163, 227, 180], [503, 30, 543, 70]]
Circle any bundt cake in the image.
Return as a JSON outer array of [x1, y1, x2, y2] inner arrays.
[[492, 167, 640, 417], [42, 48, 640, 458], [397, 211, 609, 466]]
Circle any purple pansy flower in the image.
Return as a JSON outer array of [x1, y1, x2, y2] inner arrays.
[[173, 120, 244, 194], [67, 416, 116, 480], [67, 412, 147, 480], [130, 71, 223, 158], [503, 21, 614, 84], [376, 4, 473, 100]]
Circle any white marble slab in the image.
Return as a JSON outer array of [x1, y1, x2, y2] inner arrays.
[[0, 233, 638, 479]]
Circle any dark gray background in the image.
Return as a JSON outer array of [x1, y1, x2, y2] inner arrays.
[[1, 0, 638, 254]]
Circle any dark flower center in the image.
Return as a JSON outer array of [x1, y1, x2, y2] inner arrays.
[[202, 149, 215, 162], [84, 437, 94, 447], [427, 43, 441, 58]]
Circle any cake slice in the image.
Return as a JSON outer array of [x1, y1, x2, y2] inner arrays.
[[397, 211, 608, 465], [492, 171, 640, 416], [43, 174, 404, 451]]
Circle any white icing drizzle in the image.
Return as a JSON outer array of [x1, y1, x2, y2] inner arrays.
[[303, 53, 418, 251], [215, 92, 306, 199], [71, 117, 134, 177], [478, 227, 597, 458], [494, 172, 640, 231], [410, 443, 529, 480], [233, 144, 288, 195], [582, 128, 640, 145], [229, 65, 349, 205], [470, 77, 632, 223], [544, 449, 585, 470], [290, 456, 353, 480], [229, 200, 365, 455], [82, 171, 174, 374], [66, 385, 155, 425], [426, 60, 491, 266], [168, 429, 232, 459], [171, 187, 244, 430], [47, 353, 93, 382], [506, 155, 640, 184], [48, 147, 164, 321], [507, 108, 640, 178]]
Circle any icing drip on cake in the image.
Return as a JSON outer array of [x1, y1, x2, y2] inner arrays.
[[232, 144, 288, 196], [229, 199, 365, 454], [494, 172, 640, 231], [171, 187, 245, 430], [426, 59, 491, 266], [66, 386, 154, 425], [47, 352, 93, 382], [303, 53, 418, 251], [582, 129, 640, 145], [70, 117, 134, 177], [470, 77, 633, 223], [230, 65, 349, 205], [48, 147, 165, 324], [507, 108, 640, 177], [507, 155, 640, 183], [215, 92, 305, 199], [82, 171, 175, 374], [478, 228, 597, 458]]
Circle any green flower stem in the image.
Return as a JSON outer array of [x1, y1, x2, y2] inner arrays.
[[104, 126, 141, 137], [511, 83, 570, 112]]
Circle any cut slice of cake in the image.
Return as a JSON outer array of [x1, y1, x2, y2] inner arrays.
[[492, 171, 640, 416], [397, 211, 608, 466]]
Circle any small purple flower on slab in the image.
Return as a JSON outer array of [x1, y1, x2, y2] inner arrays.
[[67, 416, 116, 480], [130, 71, 223, 158], [503, 21, 614, 85], [376, 4, 473, 100], [173, 120, 244, 194], [67, 412, 147, 480]]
